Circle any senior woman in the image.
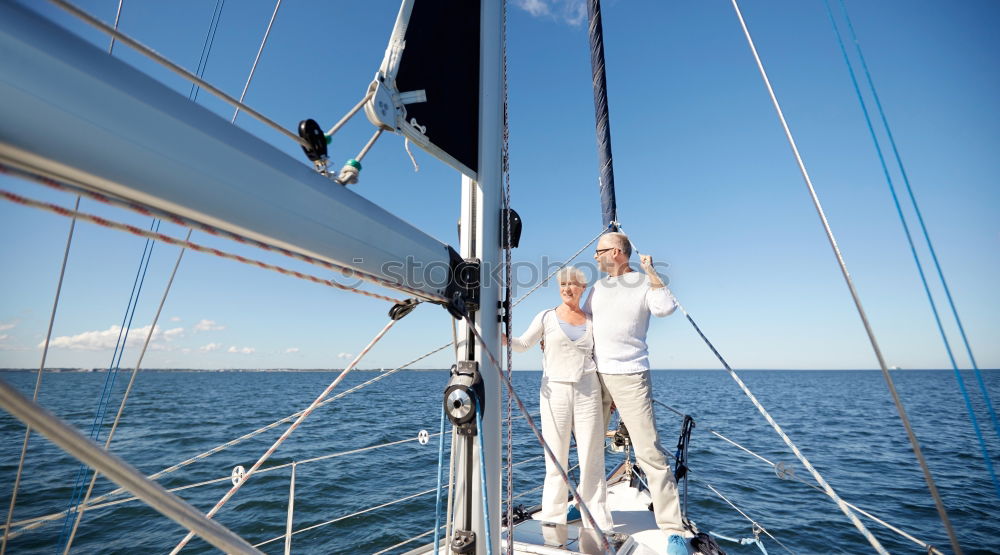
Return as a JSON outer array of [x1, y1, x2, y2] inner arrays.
[[505, 265, 613, 530]]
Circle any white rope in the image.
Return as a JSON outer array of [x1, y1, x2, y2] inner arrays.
[[702, 483, 793, 555], [463, 317, 610, 551], [325, 91, 375, 137], [63, 230, 192, 553], [0, 196, 79, 555], [371, 526, 443, 555], [728, 1, 956, 552], [231, 0, 282, 124], [512, 226, 607, 308], [284, 462, 295, 555], [655, 399, 943, 554], [3, 432, 442, 541], [4, 343, 452, 538], [253, 486, 442, 547], [169, 318, 399, 554]]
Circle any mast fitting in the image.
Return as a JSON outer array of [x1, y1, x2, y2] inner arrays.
[[444, 247, 480, 319]]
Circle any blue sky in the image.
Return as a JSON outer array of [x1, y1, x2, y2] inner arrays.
[[0, 0, 997, 371]]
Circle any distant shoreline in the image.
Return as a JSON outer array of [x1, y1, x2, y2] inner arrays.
[[1, 368, 994, 373]]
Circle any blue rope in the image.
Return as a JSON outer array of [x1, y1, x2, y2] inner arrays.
[[834, 0, 1000, 447], [189, 0, 226, 102], [709, 531, 769, 555], [825, 0, 1000, 499], [474, 398, 494, 555], [56, 220, 159, 549], [433, 405, 447, 554]]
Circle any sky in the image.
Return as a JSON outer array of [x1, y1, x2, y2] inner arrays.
[[0, 0, 997, 371]]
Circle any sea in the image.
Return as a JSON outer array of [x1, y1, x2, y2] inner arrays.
[[1, 369, 998, 554]]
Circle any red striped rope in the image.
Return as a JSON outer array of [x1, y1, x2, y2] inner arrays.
[[0, 187, 404, 304], [0, 163, 447, 303]]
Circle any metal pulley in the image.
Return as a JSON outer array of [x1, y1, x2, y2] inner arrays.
[[443, 361, 483, 434]]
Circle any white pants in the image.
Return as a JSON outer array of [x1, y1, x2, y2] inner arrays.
[[599, 371, 685, 535], [538, 372, 613, 530]]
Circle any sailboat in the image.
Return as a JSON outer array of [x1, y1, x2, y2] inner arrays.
[[0, 0, 996, 553]]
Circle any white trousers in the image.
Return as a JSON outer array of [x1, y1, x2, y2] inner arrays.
[[599, 371, 685, 535], [538, 372, 613, 530]]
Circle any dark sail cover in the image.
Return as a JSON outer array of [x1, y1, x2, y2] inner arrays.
[[382, 0, 481, 177]]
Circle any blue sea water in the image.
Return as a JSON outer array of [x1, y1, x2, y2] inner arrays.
[[1, 369, 998, 554]]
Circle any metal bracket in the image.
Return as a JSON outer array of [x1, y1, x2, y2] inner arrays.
[[444, 246, 480, 318], [451, 529, 476, 554]]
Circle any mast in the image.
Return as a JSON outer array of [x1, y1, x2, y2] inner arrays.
[[586, 0, 619, 230], [457, 1, 503, 553]]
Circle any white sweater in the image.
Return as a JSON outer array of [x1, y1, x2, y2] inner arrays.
[[511, 309, 596, 382], [583, 271, 676, 374]]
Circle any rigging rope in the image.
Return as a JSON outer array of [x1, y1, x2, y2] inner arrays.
[[729, 1, 959, 552], [0, 165, 433, 301], [462, 315, 611, 552], [500, 0, 515, 549], [372, 526, 444, 555], [254, 486, 443, 548], [0, 196, 80, 555], [56, 218, 159, 551], [701, 483, 791, 555], [650, 399, 944, 554], [62, 230, 193, 553], [653, 399, 941, 555], [512, 226, 608, 308], [46, 0, 308, 148], [475, 395, 495, 555], [0, 187, 408, 304], [169, 317, 400, 553], [433, 405, 448, 554], [621, 216, 886, 554], [232, 0, 281, 124], [189, 0, 226, 102], [4, 342, 453, 538], [824, 0, 1000, 500]]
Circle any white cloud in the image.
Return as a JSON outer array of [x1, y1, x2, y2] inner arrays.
[[515, 0, 585, 25], [193, 319, 225, 332], [285, 347, 300, 353], [200, 342, 222, 352], [181, 348, 191, 354], [170, 316, 181, 322], [163, 327, 184, 341], [43, 325, 162, 351], [0, 323, 14, 331], [517, 0, 549, 17], [0, 334, 8, 341], [227, 346, 255, 354], [337, 352, 354, 360]]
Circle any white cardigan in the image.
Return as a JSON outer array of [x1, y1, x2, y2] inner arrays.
[[511, 309, 596, 383]]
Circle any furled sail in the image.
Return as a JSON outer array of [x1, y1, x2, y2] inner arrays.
[[365, 0, 482, 179]]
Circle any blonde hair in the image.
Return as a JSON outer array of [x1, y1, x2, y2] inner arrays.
[[556, 265, 587, 286]]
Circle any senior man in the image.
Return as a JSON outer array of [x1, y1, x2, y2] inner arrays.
[[583, 231, 688, 553]]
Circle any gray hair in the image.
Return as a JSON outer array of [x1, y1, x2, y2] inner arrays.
[[604, 231, 632, 258], [556, 265, 587, 286]]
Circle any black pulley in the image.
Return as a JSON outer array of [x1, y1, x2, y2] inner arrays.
[[298, 118, 328, 161], [501, 208, 522, 249]]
